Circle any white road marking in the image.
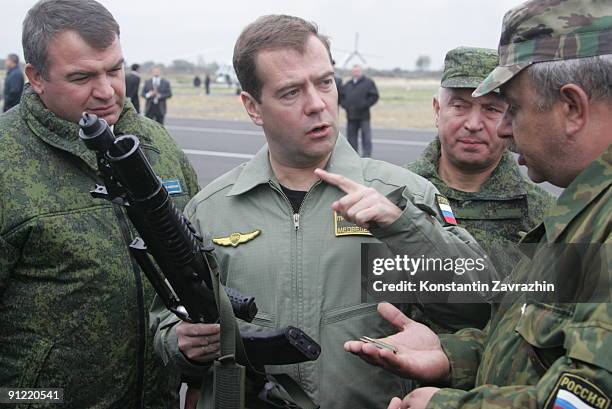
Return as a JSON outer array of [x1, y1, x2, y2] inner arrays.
[[168, 126, 430, 147], [182, 149, 254, 159]]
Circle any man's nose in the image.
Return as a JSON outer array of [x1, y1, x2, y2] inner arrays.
[[92, 76, 115, 100], [464, 109, 484, 132], [304, 85, 326, 115]]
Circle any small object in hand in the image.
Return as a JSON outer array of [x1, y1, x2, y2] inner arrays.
[[359, 336, 397, 353]]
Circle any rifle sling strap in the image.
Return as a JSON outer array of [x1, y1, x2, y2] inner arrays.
[[209, 250, 245, 409], [207, 250, 317, 409]]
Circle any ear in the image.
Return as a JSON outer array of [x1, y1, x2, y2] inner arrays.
[[559, 84, 589, 137], [25, 63, 45, 94], [240, 91, 263, 126], [432, 95, 441, 128]]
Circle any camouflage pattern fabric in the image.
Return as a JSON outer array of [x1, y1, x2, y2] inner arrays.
[[407, 140, 555, 332], [429, 146, 611, 408], [475, 0, 612, 96], [441, 47, 499, 89], [0, 85, 200, 408]]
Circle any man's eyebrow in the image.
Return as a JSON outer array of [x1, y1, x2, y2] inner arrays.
[[274, 70, 335, 96], [65, 57, 125, 79], [111, 58, 125, 69], [481, 93, 507, 106], [317, 70, 335, 80], [275, 80, 304, 96], [448, 95, 470, 103]]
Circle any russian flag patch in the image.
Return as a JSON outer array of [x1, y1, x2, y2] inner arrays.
[[545, 373, 609, 409], [435, 194, 457, 226], [162, 178, 183, 195]]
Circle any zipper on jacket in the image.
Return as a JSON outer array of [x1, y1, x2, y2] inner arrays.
[[269, 180, 321, 386], [293, 213, 300, 230], [112, 204, 146, 409]]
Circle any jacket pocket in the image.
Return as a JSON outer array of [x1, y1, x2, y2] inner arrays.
[[321, 302, 378, 325], [16, 338, 55, 409], [250, 310, 276, 328], [515, 302, 571, 374], [320, 303, 412, 405]]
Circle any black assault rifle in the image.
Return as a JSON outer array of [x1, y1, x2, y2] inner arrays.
[[78, 113, 320, 369]]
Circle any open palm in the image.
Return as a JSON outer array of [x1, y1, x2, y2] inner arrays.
[[344, 303, 450, 384]]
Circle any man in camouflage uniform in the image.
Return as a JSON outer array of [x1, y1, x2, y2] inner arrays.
[[408, 47, 554, 331], [0, 0, 199, 407], [345, 1, 612, 408]]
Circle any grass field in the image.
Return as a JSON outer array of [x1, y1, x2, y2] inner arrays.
[[0, 72, 439, 129], [165, 75, 439, 129]]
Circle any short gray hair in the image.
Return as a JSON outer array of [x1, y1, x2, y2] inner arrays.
[[22, 0, 120, 79], [528, 55, 612, 111]]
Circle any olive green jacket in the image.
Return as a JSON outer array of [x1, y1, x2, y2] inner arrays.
[[152, 136, 497, 408], [0, 85, 199, 408], [430, 145, 611, 409]]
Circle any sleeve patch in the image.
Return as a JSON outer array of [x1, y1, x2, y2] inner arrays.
[[435, 194, 457, 225], [162, 178, 183, 195], [545, 373, 610, 409]]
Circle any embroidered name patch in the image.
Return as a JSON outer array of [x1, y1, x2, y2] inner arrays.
[[545, 373, 610, 409], [162, 178, 183, 195], [435, 194, 457, 225], [334, 211, 372, 237], [212, 230, 261, 247]]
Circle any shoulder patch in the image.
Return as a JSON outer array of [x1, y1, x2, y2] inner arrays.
[[162, 178, 183, 195], [435, 194, 457, 225], [545, 373, 610, 409], [212, 230, 261, 247]]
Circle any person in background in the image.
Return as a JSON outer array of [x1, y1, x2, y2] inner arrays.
[[142, 65, 172, 124], [340, 63, 379, 157], [407, 46, 554, 332], [3, 53, 24, 112], [125, 62, 141, 113]]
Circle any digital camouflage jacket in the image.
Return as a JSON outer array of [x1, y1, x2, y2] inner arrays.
[[408, 139, 555, 278], [408, 140, 555, 332], [0, 85, 199, 408]]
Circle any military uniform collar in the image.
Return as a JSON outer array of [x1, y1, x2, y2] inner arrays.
[[227, 143, 274, 196], [20, 84, 150, 172], [325, 134, 367, 184], [542, 145, 612, 243], [414, 138, 527, 199], [228, 134, 365, 196]]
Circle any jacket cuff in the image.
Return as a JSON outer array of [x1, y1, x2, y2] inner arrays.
[[426, 388, 469, 409], [161, 322, 212, 377], [438, 333, 481, 390]]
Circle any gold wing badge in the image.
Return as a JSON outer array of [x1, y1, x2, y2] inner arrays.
[[212, 230, 261, 247]]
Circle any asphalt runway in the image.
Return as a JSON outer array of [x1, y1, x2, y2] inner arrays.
[[164, 117, 563, 195]]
